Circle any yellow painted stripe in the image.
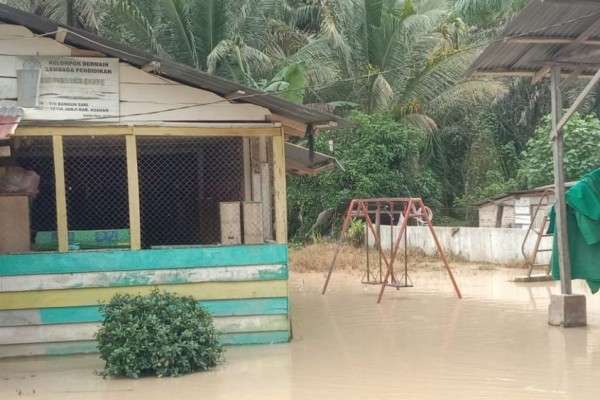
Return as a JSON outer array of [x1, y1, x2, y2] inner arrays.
[[0, 316, 290, 344], [0, 280, 287, 310]]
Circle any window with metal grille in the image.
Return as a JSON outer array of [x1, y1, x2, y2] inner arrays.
[[13, 136, 56, 237], [137, 136, 244, 248], [5, 133, 277, 253], [63, 136, 129, 240]]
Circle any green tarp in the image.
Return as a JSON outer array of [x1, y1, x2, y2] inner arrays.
[[550, 168, 600, 293]]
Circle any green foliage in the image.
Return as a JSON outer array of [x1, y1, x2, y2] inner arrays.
[[287, 112, 440, 238], [0, 0, 105, 31], [262, 63, 306, 103], [518, 113, 600, 188], [5, 0, 548, 226], [429, 75, 551, 217], [454, 0, 519, 27], [346, 219, 366, 247], [96, 290, 223, 378]]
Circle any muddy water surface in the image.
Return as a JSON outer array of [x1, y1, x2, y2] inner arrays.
[[2, 266, 600, 399]]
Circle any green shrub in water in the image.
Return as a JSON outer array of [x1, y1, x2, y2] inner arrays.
[[96, 290, 223, 378]]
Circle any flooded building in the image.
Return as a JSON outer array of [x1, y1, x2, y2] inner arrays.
[[0, 5, 338, 357], [476, 183, 575, 229]]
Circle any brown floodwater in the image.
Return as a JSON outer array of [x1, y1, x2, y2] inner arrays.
[[2, 265, 600, 399]]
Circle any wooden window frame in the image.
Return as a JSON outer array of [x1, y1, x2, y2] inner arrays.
[[38, 124, 287, 252]]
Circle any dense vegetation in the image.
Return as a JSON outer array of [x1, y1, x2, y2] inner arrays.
[[97, 290, 222, 378], [288, 112, 441, 237], [518, 113, 600, 189], [7, 0, 600, 235]]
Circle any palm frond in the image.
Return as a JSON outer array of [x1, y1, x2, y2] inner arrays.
[[371, 73, 394, 112], [427, 79, 507, 119], [286, 37, 342, 87], [160, 0, 200, 67], [207, 39, 233, 74], [403, 112, 438, 132], [454, 0, 513, 25], [103, 0, 163, 56]]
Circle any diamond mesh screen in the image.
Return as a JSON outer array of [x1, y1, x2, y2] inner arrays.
[[63, 136, 129, 232], [13, 137, 56, 235], [137, 136, 244, 248], [6, 134, 276, 253]]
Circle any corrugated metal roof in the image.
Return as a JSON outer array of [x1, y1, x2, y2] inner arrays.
[[0, 4, 346, 131], [469, 0, 600, 77], [474, 181, 577, 206]]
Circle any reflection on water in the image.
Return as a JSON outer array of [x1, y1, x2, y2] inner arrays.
[[2, 266, 600, 399]]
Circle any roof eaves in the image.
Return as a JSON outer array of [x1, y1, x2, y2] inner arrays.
[[0, 4, 345, 129], [468, 1, 600, 77]]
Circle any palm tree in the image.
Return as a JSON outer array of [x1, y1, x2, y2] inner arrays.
[[102, 0, 343, 97], [56, 0, 268, 85], [1, 0, 105, 31], [453, 0, 523, 28], [0, 0, 512, 121], [284, 0, 503, 130]]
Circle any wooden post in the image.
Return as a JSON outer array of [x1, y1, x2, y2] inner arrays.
[[550, 67, 572, 294], [251, 139, 262, 202], [272, 130, 287, 243], [242, 138, 252, 200], [375, 204, 382, 279], [125, 135, 141, 250], [261, 161, 273, 240], [52, 136, 68, 253], [495, 204, 504, 228], [259, 137, 273, 240]]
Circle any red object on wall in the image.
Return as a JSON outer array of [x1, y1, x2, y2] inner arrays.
[[0, 115, 21, 139]]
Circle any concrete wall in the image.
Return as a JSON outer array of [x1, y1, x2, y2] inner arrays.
[[372, 225, 552, 265]]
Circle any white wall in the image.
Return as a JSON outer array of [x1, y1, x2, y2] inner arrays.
[[370, 225, 552, 265]]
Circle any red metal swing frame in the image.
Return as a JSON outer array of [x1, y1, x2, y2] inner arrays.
[[321, 197, 462, 302]]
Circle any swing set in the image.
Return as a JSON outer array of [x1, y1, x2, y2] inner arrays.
[[321, 197, 462, 302]]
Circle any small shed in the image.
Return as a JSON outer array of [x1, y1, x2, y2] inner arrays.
[[476, 183, 575, 229], [0, 5, 340, 357]]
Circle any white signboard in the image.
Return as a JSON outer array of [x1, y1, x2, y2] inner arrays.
[[22, 56, 119, 121]]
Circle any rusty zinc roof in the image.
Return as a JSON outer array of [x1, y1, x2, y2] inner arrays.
[[469, 0, 600, 78]]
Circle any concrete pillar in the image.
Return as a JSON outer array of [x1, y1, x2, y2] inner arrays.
[[549, 294, 586, 327]]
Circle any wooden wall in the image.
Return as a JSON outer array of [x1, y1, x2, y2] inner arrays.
[[0, 244, 289, 358], [0, 24, 271, 123]]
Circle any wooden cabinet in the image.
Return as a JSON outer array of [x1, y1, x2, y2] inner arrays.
[[0, 194, 30, 253]]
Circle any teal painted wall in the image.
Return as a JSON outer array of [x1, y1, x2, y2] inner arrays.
[[0, 244, 290, 358], [0, 244, 288, 276], [36, 298, 289, 324]]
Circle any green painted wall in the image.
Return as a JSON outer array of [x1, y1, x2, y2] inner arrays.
[[0, 244, 290, 358], [0, 244, 288, 276]]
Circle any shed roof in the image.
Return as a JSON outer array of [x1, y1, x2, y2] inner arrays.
[[469, 0, 600, 78], [0, 4, 344, 134], [475, 181, 577, 206]]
